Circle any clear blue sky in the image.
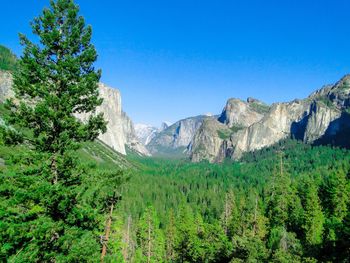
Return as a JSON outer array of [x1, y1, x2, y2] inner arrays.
[[1, 1, 350, 126]]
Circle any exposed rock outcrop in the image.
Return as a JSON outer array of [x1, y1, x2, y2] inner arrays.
[[135, 124, 159, 145], [229, 100, 311, 159], [147, 115, 208, 156], [121, 113, 150, 156], [190, 118, 232, 162], [218, 98, 269, 128], [76, 83, 128, 154], [0, 70, 149, 156], [190, 75, 350, 162], [0, 71, 14, 102]]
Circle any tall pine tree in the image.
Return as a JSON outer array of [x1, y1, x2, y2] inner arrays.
[[0, 0, 122, 261]]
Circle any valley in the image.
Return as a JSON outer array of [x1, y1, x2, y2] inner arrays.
[[0, 0, 349, 262]]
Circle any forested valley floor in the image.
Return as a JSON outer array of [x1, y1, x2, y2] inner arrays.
[[0, 4, 349, 261], [108, 140, 350, 262], [1, 98, 350, 262]]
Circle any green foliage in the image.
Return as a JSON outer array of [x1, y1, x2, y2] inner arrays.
[[217, 125, 244, 139], [249, 102, 270, 114], [110, 140, 350, 262], [300, 177, 325, 247], [0, 45, 17, 71], [217, 128, 231, 139], [317, 97, 335, 108], [0, 0, 125, 262], [136, 206, 165, 262]]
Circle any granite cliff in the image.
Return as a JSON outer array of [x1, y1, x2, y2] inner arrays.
[[190, 75, 350, 162], [0, 70, 149, 156], [147, 115, 208, 156]]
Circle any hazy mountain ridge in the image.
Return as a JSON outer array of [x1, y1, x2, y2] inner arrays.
[[146, 115, 210, 157]]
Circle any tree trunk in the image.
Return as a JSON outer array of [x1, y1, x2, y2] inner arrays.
[[101, 202, 114, 262], [123, 215, 131, 262], [147, 213, 152, 263], [51, 155, 58, 184], [253, 195, 258, 236]]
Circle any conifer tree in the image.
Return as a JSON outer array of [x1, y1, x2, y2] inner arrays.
[[0, 0, 117, 261], [221, 190, 237, 237], [165, 209, 176, 262], [267, 152, 292, 228], [136, 206, 165, 262], [175, 205, 202, 262], [10, 0, 106, 179], [322, 167, 349, 241], [300, 178, 324, 247]]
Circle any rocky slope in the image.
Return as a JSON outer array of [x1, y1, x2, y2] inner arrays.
[[0, 70, 149, 156], [0, 71, 14, 101], [120, 112, 150, 156], [189, 118, 232, 162], [190, 75, 350, 162], [134, 124, 159, 145], [218, 97, 269, 128], [147, 115, 209, 156]]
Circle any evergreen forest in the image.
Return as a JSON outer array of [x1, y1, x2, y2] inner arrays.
[[0, 0, 349, 262]]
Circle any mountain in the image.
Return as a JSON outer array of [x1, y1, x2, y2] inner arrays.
[[0, 70, 149, 156], [190, 98, 269, 162], [190, 75, 350, 162], [160, 121, 171, 131], [147, 115, 210, 157], [134, 123, 159, 145]]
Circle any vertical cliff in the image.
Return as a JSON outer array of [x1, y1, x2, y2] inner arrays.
[[147, 115, 208, 156], [189, 75, 350, 162], [0, 71, 148, 156]]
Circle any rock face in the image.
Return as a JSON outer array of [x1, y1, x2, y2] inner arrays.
[[190, 98, 271, 162], [121, 113, 150, 156], [0, 71, 14, 102], [229, 101, 311, 159], [147, 115, 208, 156], [218, 98, 268, 128], [134, 124, 159, 145], [190, 75, 350, 162], [76, 83, 127, 154], [0, 70, 149, 156], [70, 83, 150, 156], [190, 118, 232, 162]]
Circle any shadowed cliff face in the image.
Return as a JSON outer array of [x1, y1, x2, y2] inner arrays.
[[190, 75, 350, 162], [0, 70, 149, 156]]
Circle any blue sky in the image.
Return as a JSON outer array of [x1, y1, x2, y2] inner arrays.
[[1, 1, 350, 126]]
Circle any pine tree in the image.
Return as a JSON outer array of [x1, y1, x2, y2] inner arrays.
[[322, 167, 349, 241], [174, 205, 202, 262], [267, 152, 292, 228], [165, 209, 176, 262], [300, 178, 324, 247], [0, 0, 120, 261], [10, 0, 106, 179], [136, 206, 165, 262], [221, 190, 237, 237]]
